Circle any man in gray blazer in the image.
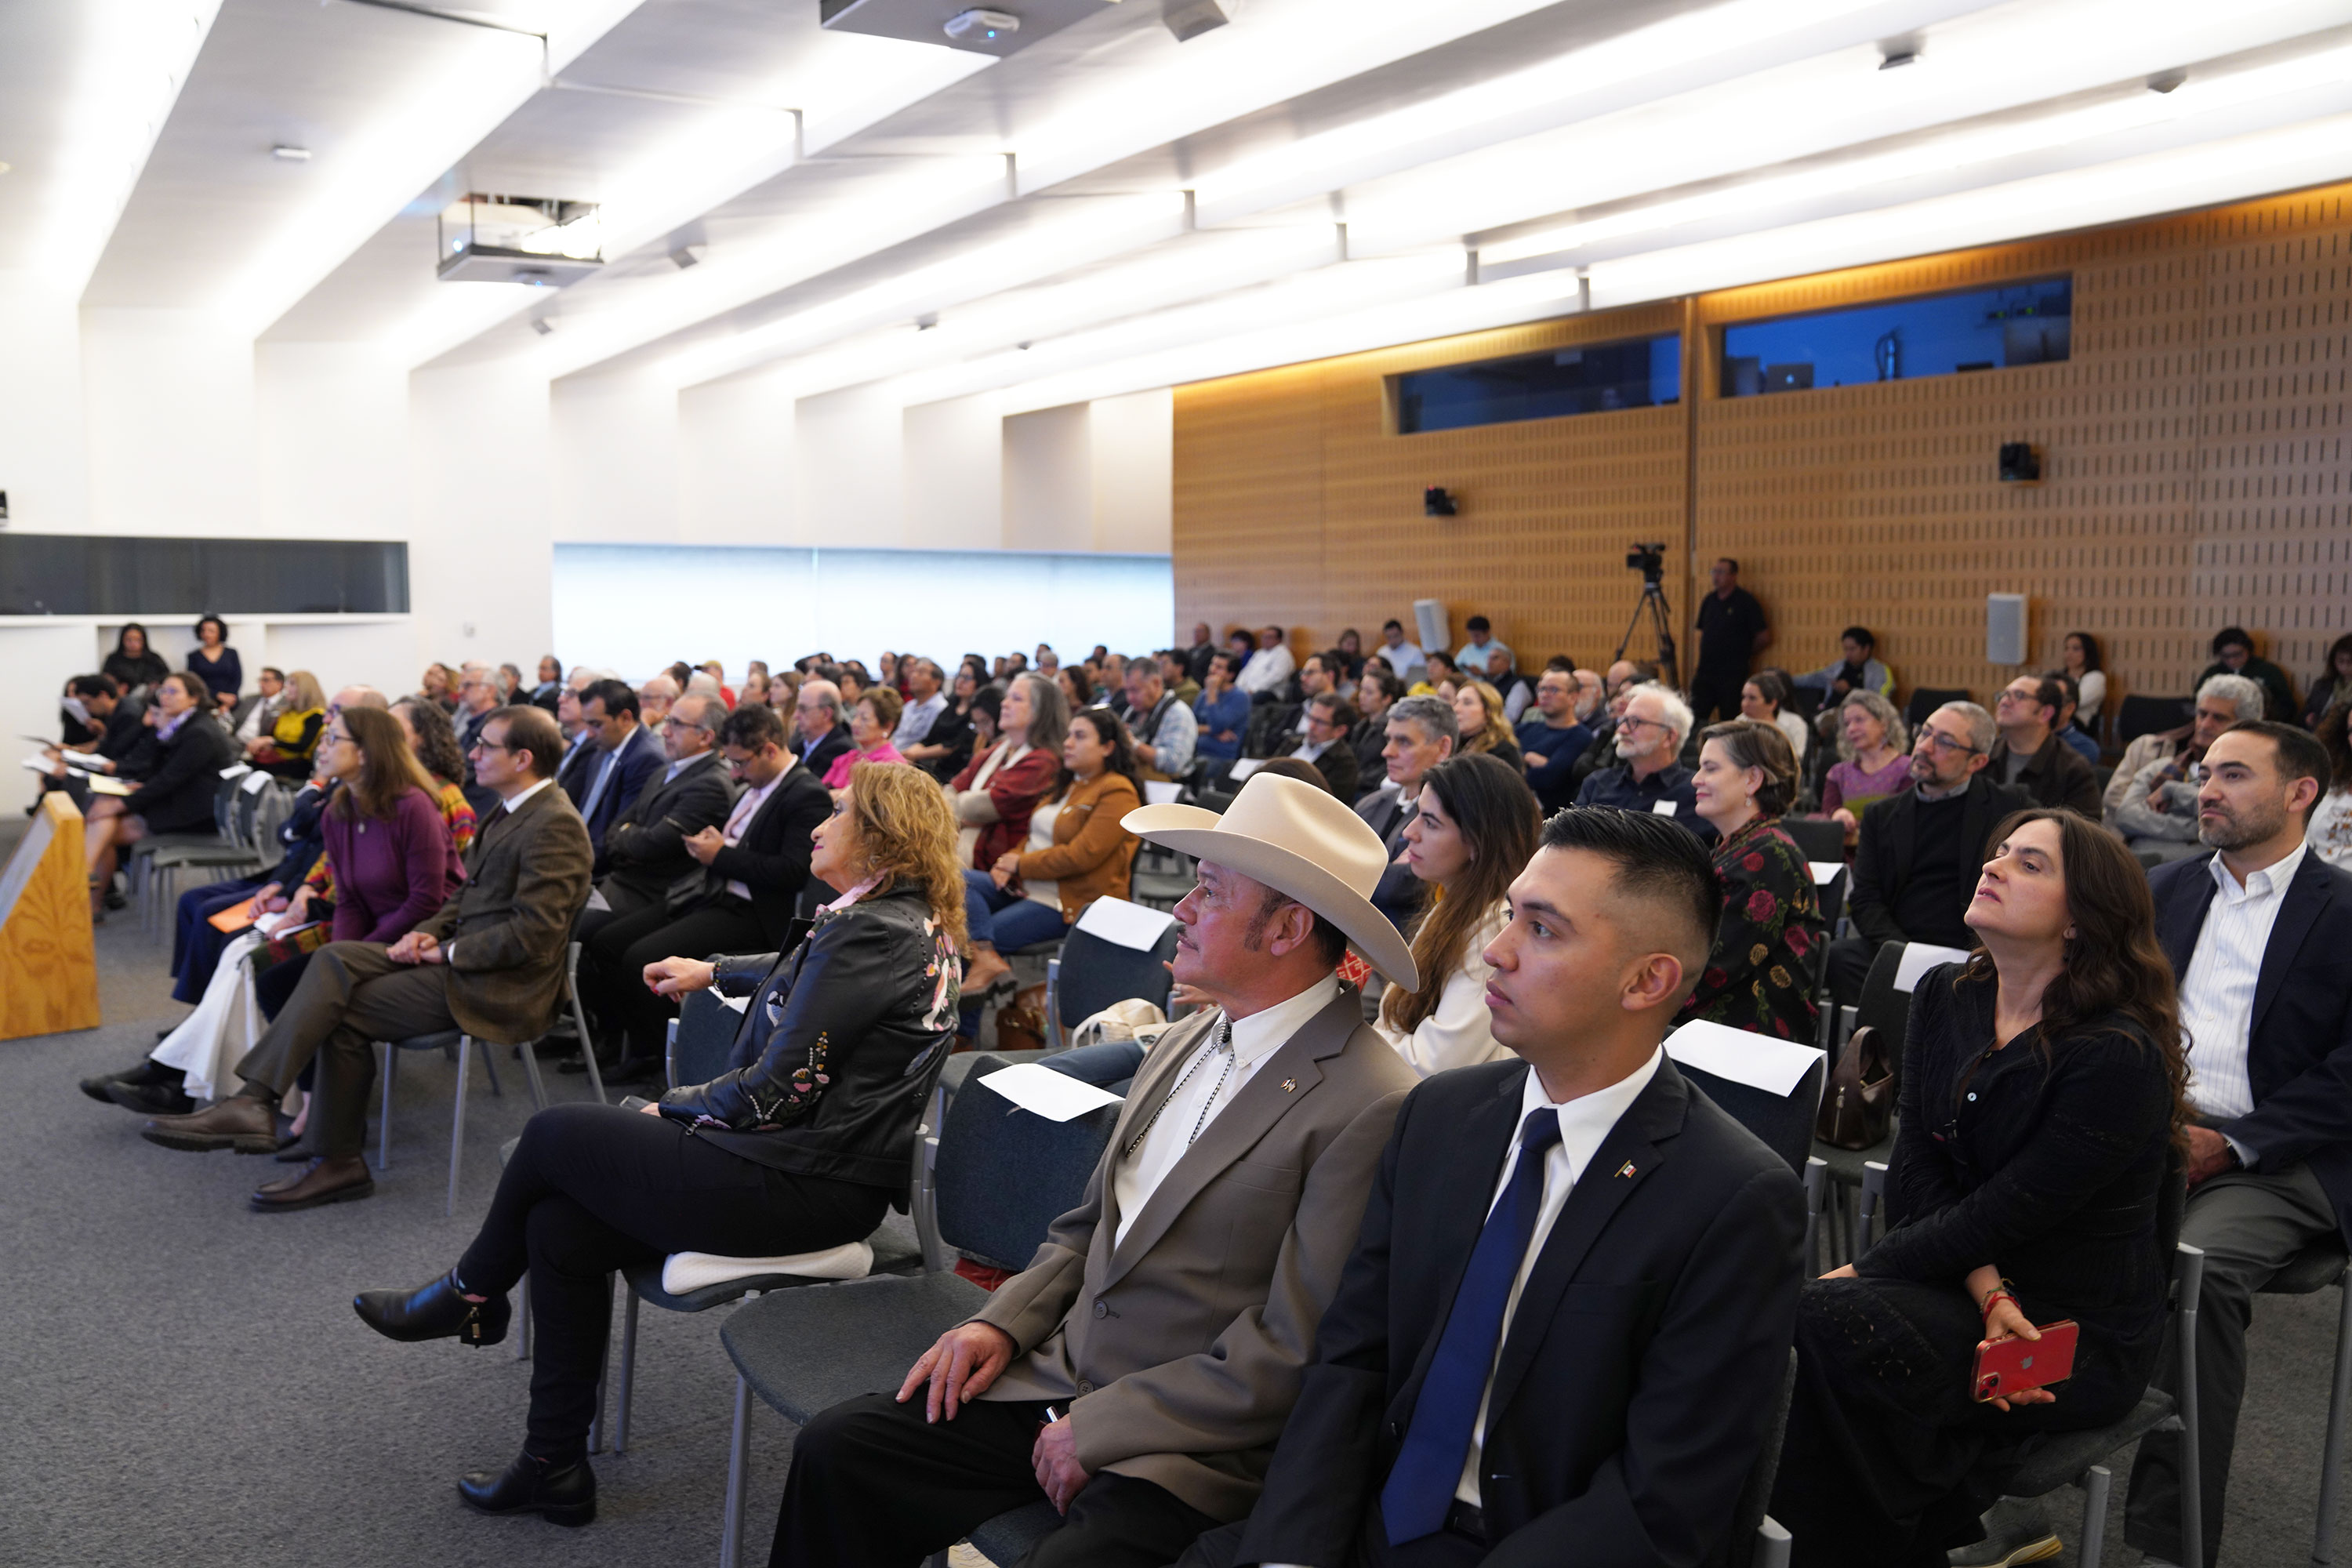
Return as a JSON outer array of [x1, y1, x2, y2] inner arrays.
[[772, 774, 1425, 1566]]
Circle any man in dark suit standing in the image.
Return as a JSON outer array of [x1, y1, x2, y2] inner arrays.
[[574, 679, 662, 859], [576, 702, 829, 1083], [589, 691, 734, 923], [1185, 806, 1806, 1568], [140, 706, 592, 1212], [2118, 721, 2352, 1568], [1825, 701, 2029, 1004]]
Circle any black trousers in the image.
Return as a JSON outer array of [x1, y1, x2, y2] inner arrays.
[[455, 1102, 888, 1462], [1690, 670, 1745, 728], [1178, 1508, 1485, 1568], [772, 1392, 1220, 1568], [580, 897, 766, 1061]]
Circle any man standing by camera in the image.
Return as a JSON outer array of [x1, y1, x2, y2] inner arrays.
[[1690, 557, 1770, 727]]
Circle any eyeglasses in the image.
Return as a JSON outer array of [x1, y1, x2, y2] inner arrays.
[[1994, 688, 2041, 706], [661, 717, 711, 732], [1618, 715, 1674, 735], [468, 739, 517, 754], [1917, 728, 1982, 755]]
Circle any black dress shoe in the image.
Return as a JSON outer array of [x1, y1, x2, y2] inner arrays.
[[249, 1154, 374, 1212], [457, 1452, 595, 1526], [354, 1269, 511, 1347], [104, 1079, 197, 1116], [79, 1056, 183, 1103]]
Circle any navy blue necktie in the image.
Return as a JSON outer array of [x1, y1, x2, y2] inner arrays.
[[1381, 1107, 1564, 1544]]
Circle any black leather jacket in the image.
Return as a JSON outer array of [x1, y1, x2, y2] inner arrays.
[[659, 880, 962, 1190]]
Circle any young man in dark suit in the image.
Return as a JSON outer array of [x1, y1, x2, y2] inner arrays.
[[589, 691, 735, 918], [1187, 807, 1807, 1568], [574, 680, 661, 858]]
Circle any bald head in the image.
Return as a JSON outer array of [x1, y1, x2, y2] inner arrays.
[[333, 685, 387, 714]]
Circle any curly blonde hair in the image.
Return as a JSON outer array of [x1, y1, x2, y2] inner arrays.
[[844, 760, 969, 954]]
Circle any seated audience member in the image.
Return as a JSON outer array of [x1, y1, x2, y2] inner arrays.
[[357, 764, 964, 1527], [2103, 677, 2245, 821], [82, 671, 234, 916], [1194, 807, 1806, 1568], [1181, 622, 1219, 686], [1515, 666, 1594, 815], [139, 707, 591, 1212], [1450, 680, 1523, 774], [529, 655, 564, 710], [1237, 624, 1298, 700], [2197, 625, 2297, 721], [2120, 721, 2352, 1566], [418, 662, 459, 713], [906, 666, 981, 782], [698, 660, 735, 706], [770, 771, 1419, 1566], [1033, 644, 1060, 679], [1454, 615, 1511, 682], [573, 680, 662, 859], [1987, 674, 2100, 816], [891, 657, 949, 753], [589, 692, 732, 920], [42, 673, 142, 789], [1057, 662, 1096, 712], [1682, 720, 1824, 1041], [1566, 666, 1645, 793], [1157, 648, 1201, 708], [2303, 633, 2352, 730], [822, 688, 907, 791], [187, 615, 241, 713], [294, 698, 481, 953], [2061, 630, 2107, 739], [1573, 682, 1709, 842], [636, 673, 680, 729], [581, 701, 831, 1085], [739, 668, 771, 710], [2311, 698, 2352, 868], [793, 678, 853, 779], [231, 666, 288, 746], [1121, 657, 1200, 782], [1249, 756, 1338, 795], [1410, 648, 1460, 699], [1827, 702, 2029, 1004], [104, 622, 171, 696], [1194, 651, 1253, 762], [1287, 691, 1360, 800], [1820, 688, 1911, 842], [1348, 667, 1403, 798], [2044, 671, 2102, 764], [1357, 695, 1460, 934], [2110, 675, 2267, 858], [1330, 626, 1366, 687], [451, 664, 504, 800], [1792, 624, 1895, 708], [1740, 670, 1810, 766], [684, 670, 728, 712], [1372, 752, 1539, 1076], [1376, 618, 1428, 685], [960, 706, 1144, 1007], [1775, 809, 2187, 1567], [551, 667, 604, 803], [1253, 654, 1336, 756], [496, 663, 524, 704], [952, 672, 1068, 876], [249, 668, 328, 780]]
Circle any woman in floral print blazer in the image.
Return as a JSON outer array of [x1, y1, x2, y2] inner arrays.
[[1680, 719, 1826, 1041]]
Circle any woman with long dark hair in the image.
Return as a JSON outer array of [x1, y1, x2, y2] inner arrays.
[[1374, 751, 1539, 1075], [2062, 630, 2106, 736], [104, 622, 171, 695], [1773, 808, 2190, 1566], [2309, 695, 2352, 868], [2305, 633, 2352, 731]]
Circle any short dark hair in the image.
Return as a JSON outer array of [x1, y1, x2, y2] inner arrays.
[[2223, 720, 2331, 821], [194, 614, 228, 641], [720, 702, 786, 752], [2016, 675, 2066, 723], [1265, 625, 1285, 640], [259, 666, 284, 683], [2042, 670, 2080, 709], [1382, 619, 1403, 633], [1306, 691, 1352, 723], [1839, 625, 1875, 649], [1466, 615, 1490, 633], [1537, 807, 1722, 977], [1716, 557, 1740, 573], [171, 668, 212, 705], [583, 679, 638, 720], [69, 673, 119, 700], [2212, 626, 2253, 655], [489, 705, 564, 779]]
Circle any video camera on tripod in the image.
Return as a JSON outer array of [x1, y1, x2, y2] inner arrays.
[[1625, 543, 1668, 583], [1614, 541, 1679, 687]]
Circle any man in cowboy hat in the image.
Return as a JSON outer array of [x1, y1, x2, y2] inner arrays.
[[771, 773, 1424, 1567]]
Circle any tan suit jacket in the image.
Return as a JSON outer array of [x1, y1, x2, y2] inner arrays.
[[413, 782, 593, 1042], [974, 987, 1416, 1520]]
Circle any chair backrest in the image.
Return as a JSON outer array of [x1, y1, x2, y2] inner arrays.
[[1904, 686, 1974, 728], [1055, 923, 1181, 1029], [1677, 1055, 1828, 1176], [667, 988, 742, 1089], [1854, 942, 1919, 1079], [1778, 816, 1846, 864], [2118, 694, 2194, 746], [1730, 1348, 1800, 1555], [1813, 865, 1847, 931], [935, 1051, 1119, 1271]]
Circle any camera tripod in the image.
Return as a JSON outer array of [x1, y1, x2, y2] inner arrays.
[[1613, 580, 1680, 689]]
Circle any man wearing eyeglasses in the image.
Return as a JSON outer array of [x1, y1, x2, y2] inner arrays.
[[452, 662, 506, 816], [584, 692, 735, 930], [1572, 683, 1711, 844], [1986, 673, 2101, 818], [1827, 700, 2031, 1005]]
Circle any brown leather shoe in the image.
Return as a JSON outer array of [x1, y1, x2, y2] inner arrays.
[[249, 1155, 375, 1213], [140, 1096, 281, 1154]]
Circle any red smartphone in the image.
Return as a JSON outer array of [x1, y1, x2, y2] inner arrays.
[[1972, 1320, 2078, 1403]]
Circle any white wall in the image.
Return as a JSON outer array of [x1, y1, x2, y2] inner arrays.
[[256, 341, 409, 539], [677, 365, 796, 544], [0, 274, 89, 532], [82, 307, 258, 534], [408, 359, 554, 672]]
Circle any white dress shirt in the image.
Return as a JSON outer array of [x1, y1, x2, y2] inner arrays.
[[2181, 841, 2307, 1128], [1236, 644, 1298, 696], [718, 761, 789, 902], [1380, 640, 1428, 680], [1112, 974, 1341, 1249], [1372, 903, 1512, 1079]]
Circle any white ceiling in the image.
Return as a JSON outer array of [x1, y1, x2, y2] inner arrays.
[[20, 0, 2352, 408]]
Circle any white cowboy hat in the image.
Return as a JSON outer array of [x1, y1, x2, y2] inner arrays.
[[1123, 772, 1420, 989]]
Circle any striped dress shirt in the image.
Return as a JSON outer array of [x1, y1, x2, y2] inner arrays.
[[2180, 841, 2308, 1126]]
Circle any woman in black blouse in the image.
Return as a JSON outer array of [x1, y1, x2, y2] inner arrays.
[[103, 622, 170, 696], [185, 615, 241, 711], [1772, 808, 2189, 1566], [353, 761, 965, 1527]]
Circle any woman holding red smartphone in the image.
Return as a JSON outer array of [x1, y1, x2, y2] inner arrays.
[[1771, 808, 2190, 1567]]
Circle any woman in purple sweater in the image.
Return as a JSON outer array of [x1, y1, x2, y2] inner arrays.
[[321, 706, 465, 945]]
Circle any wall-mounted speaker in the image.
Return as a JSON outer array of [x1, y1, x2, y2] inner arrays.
[[1413, 599, 1449, 656], [1987, 593, 2027, 665]]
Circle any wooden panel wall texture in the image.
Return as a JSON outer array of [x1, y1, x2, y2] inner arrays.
[[1172, 184, 2352, 710]]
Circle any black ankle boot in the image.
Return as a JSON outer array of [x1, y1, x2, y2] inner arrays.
[[457, 1451, 595, 1526], [352, 1270, 512, 1347]]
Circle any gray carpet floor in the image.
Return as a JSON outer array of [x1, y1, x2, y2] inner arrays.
[[2, 818, 2344, 1567]]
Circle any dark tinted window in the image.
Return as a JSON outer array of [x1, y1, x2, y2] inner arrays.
[[1720, 277, 2071, 397], [1396, 334, 1682, 434], [0, 535, 408, 615]]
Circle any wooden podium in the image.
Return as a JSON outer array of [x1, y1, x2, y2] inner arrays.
[[0, 792, 102, 1040]]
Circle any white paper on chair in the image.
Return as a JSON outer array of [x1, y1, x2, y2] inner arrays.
[[978, 1062, 1123, 1122], [717, 993, 748, 1014], [1228, 758, 1265, 781], [56, 750, 107, 772], [1664, 1019, 1825, 1098], [1143, 781, 1182, 806], [218, 762, 252, 781], [1893, 942, 1973, 993], [1809, 861, 1844, 886], [584, 885, 611, 913], [240, 769, 274, 796], [1074, 896, 1177, 952]]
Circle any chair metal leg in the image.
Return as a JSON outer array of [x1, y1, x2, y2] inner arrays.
[[589, 1273, 612, 1454], [376, 1042, 397, 1171], [615, 1288, 639, 1456], [721, 1372, 750, 1568], [480, 1036, 503, 1098], [1801, 1157, 1825, 1276], [1751, 1516, 1791, 1568], [2316, 1269, 2352, 1564], [516, 1275, 532, 1360], [518, 1036, 549, 1111], [570, 985, 606, 1106], [2079, 1462, 2112, 1566], [2179, 1244, 2207, 1568], [447, 1036, 471, 1218]]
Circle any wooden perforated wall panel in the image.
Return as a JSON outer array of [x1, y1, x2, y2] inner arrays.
[[1173, 183, 2352, 712]]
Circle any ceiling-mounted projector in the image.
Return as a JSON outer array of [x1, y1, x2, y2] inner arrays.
[[435, 193, 603, 286], [944, 8, 1017, 41]]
